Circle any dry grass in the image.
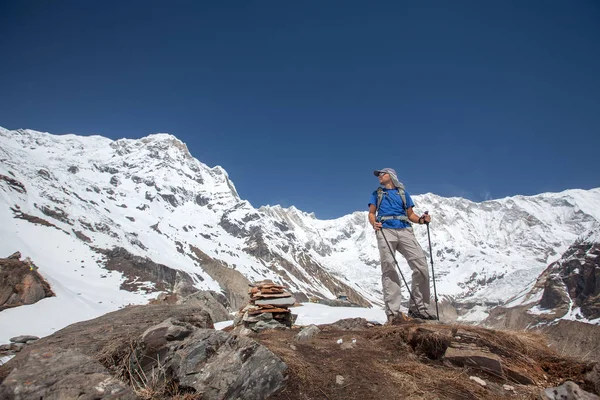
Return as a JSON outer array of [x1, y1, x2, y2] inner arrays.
[[259, 321, 598, 400], [97, 340, 201, 400]]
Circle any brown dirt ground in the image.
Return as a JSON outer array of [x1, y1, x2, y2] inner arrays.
[[251, 321, 596, 400]]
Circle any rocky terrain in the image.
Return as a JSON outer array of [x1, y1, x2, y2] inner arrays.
[[0, 298, 598, 399]]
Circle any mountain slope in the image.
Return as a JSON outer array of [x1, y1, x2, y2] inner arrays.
[[1, 127, 599, 341]]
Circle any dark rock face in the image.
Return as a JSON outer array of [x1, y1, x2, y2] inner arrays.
[[38, 204, 72, 225], [0, 256, 55, 311], [195, 194, 209, 206], [100, 246, 195, 293], [0, 174, 26, 193], [485, 234, 600, 363], [0, 347, 137, 400], [540, 274, 570, 310], [10, 207, 59, 229], [541, 240, 600, 319], [160, 193, 179, 207]]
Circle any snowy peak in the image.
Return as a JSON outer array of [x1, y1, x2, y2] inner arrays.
[[1, 126, 600, 335]]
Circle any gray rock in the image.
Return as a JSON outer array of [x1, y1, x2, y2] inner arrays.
[[177, 329, 287, 400], [133, 318, 197, 372], [178, 290, 231, 322], [444, 344, 504, 377], [340, 342, 356, 350], [9, 335, 39, 344], [251, 320, 287, 332], [131, 325, 287, 400], [293, 292, 309, 303], [10, 343, 25, 352], [233, 312, 244, 326], [296, 325, 321, 342], [543, 381, 600, 400], [330, 317, 372, 331], [255, 296, 296, 306], [317, 298, 359, 307], [243, 312, 273, 323], [0, 347, 136, 400]]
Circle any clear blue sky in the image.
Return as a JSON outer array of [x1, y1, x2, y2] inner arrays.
[[1, 1, 599, 219]]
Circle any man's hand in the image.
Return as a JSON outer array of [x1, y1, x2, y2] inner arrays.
[[373, 221, 383, 231], [421, 213, 431, 224]]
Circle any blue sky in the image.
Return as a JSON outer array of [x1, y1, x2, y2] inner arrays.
[[1, 1, 599, 219]]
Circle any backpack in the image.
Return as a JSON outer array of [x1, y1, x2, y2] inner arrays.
[[376, 186, 411, 224]]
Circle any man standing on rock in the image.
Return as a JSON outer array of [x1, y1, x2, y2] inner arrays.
[[368, 168, 435, 323]]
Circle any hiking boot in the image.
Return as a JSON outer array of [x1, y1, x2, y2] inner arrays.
[[408, 310, 438, 320], [386, 312, 411, 325]]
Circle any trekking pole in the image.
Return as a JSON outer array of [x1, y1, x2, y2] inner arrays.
[[377, 227, 419, 313], [424, 211, 439, 320]]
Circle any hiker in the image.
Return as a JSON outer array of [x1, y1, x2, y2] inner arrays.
[[368, 168, 435, 322]]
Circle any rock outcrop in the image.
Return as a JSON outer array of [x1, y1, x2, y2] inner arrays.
[[130, 318, 287, 399], [177, 290, 231, 322], [485, 230, 600, 360], [0, 303, 287, 399], [0, 254, 54, 311]]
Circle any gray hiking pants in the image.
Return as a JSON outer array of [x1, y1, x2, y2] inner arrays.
[[376, 227, 430, 316]]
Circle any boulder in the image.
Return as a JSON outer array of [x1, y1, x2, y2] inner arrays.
[[178, 290, 231, 322], [252, 320, 288, 332], [0, 257, 54, 311], [9, 335, 39, 344], [131, 319, 288, 400], [0, 347, 136, 400], [296, 325, 321, 342], [444, 344, 504, 377]]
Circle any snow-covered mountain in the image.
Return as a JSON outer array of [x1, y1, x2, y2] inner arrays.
[[1, 127, 600, 340], [485, 227, 600, 328]]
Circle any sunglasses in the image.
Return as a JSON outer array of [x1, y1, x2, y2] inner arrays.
[[378, 172, 388, 177]]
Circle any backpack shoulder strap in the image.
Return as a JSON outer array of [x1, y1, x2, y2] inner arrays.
[[396, 186, 408, 212], [376, 187, 385, 214]]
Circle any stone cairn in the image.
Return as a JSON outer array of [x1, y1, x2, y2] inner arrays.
[[234, 280, 297, 332], [0, 335, 39, 364]]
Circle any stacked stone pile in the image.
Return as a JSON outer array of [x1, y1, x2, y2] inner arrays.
[[235, 280, 297, 332]]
